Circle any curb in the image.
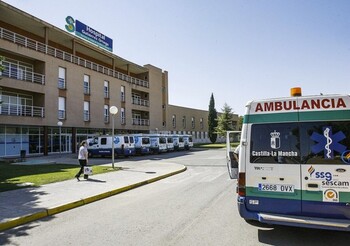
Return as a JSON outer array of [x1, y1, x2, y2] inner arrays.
[[0, 166, 187, 232]]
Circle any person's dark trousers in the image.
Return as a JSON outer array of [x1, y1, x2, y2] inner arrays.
[[75, 159, 88, 179]]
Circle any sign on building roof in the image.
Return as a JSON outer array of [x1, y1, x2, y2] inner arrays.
[[65, 16, 113, 52]]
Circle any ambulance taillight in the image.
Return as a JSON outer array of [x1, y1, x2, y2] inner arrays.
[[238, 172, 246, 196]]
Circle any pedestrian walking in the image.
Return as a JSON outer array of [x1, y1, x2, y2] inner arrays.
[[75, 140, 89, 181]]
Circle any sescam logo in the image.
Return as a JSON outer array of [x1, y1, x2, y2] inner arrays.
[[255, 98, 346, 112]]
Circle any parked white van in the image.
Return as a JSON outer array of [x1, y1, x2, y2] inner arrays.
[[87, 135, 135, 157], [172, 135, 185, 151], [166, 135, 174, 152], [148, 134, 167, 154], [183, 134, 193, 150], [132, 134, 151, 155]]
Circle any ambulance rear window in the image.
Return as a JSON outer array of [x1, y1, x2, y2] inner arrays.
[[250, 123, 300, 164], [300, 121, 350, 165], [250, 121, 350, 165]]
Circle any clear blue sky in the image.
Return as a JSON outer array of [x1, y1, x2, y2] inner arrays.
[[4, 0, 350, 115]]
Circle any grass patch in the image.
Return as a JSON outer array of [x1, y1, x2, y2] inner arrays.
[[194, 143, 226, 148], [0, 163, 118, 192]]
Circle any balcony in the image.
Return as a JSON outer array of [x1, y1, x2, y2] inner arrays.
[[0, 94, 44, 117], [0, 27, 149, 88], [132, 118, 150, 126], [132, 97, 149, 107], [0, 103, 44, 117], [1, 61, 45, 84]]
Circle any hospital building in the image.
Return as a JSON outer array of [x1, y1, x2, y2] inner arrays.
[[0, 2, 238, 157]]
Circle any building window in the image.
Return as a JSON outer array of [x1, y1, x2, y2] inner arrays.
[[83, 74, 90, 95], [58, 67, 66, 89], [121, 107, 125, 124], [172, 115, 176, 128], [121, 86, 125, 102], [104, 105, 109, 123], [84, 101, 90, 121], [200, 118, 204, 129], [104, 80, 109, 98], [192, 117, 195, 129], [58, 97, 66, 119], [182, 116, 186, 128]]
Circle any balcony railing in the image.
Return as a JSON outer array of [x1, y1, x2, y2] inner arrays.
[[0, 103, 44, 117], [0, 27, 149, 88], [132, 97, 149, 107], [1, 62, 45, 84], [132, 118, 150, 126]]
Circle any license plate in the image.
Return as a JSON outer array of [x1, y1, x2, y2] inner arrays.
[[258, 183, 294, 193]]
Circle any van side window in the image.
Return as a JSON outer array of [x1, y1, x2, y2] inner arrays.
[[129, 137, 134, 143], [93, 138, 98, 145], [300, 121, 350, 164], [142, 138, 150, 144], [250, 123, 300, 164], [124, 136, 129, 144], [101, 138, 107, 145]]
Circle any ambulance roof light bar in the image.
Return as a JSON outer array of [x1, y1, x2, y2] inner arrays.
[[291, 87, 302, 97]]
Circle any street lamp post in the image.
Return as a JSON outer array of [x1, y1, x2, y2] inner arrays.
[[109, 106, 118, 169], [57, 121, 63, 154]]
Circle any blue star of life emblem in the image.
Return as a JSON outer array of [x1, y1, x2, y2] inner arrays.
[[310, 126, 346, 159]]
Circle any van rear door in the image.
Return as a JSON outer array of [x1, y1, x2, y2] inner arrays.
[[299, 120, 350, 219], [245, 121, 302, 215]]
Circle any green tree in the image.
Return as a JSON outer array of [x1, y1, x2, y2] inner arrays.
[[208, 93, 218, 143], [215, 103, 234, 137], [238, 116, 244, 130]]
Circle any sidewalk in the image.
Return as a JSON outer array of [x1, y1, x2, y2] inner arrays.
[[0, 155, 186, 231]]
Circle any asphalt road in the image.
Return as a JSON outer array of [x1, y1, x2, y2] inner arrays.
[[1, 149, 349, 245]]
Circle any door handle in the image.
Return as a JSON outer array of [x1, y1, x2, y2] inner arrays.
[[308, 183, 318, 188]]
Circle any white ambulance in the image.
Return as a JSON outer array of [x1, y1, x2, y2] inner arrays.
[[132, 134, 151, 155], [231, 88, 350, 231], [87, 135, 135, 157], [172, 134, 185, 151], [183, 134, 193, 150], [148, 134, 167, 154]]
